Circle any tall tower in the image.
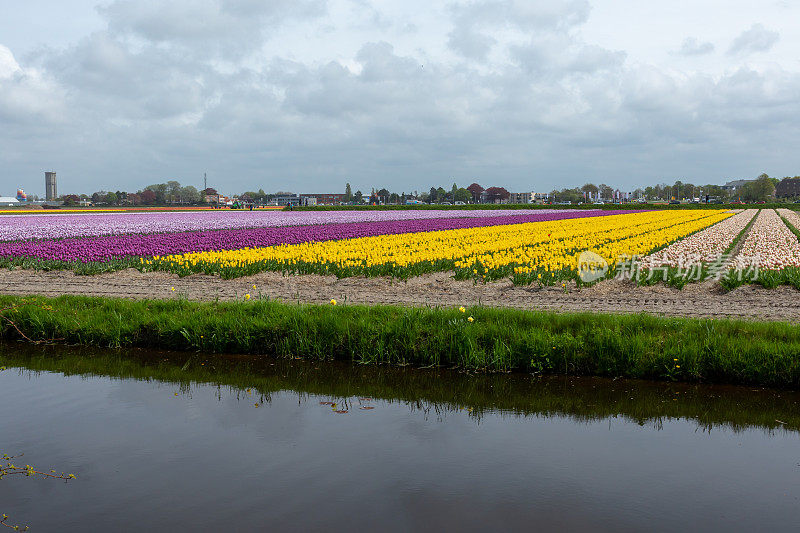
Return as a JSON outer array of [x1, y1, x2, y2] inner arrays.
[[45, 171, 57, 201]]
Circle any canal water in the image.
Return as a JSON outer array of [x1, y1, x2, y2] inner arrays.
[[1, 344, 798, 532]]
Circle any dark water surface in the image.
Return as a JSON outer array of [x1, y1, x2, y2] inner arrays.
[[1, 344, 799, 532]]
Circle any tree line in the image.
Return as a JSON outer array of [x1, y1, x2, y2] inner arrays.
[[57, 172, 796, 207]]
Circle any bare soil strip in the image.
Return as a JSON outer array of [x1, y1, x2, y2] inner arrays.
[[1, 268, 799, 322]]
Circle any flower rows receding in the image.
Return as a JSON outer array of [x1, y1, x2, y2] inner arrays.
[[730, 209, 800, 271], [0, 210, 626, 263], [0, 208, 575, 242], [501, 210, 731, 280], [639, 209, 756, 268], [777, 208, 800, 231], [148, 210, 729, 281]]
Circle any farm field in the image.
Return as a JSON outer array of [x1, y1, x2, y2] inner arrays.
[[1, 206, 800, 288], [4, 207, 800, 383]]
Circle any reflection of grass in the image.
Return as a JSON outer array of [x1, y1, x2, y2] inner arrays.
[[3, 295, 800, 387], [2, 344, 799, 434]]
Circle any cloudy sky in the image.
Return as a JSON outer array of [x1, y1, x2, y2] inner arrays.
[[2, 0, 799, 196]]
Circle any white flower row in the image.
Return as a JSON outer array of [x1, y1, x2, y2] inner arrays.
[[777, 208, 800, 231], [640, 209, 757, 268], [730, 209, 800, 270]]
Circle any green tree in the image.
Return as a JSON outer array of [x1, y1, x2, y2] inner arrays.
[[454, 188, 471, 203], [181, 185, 201, 204], [62, 194, 80, 206], [146, 183, 168, 204], [344, 183, 353, 203], [166, 180, 181, 203], [740, 175, 775, 202], [598, 184, 613, 200]]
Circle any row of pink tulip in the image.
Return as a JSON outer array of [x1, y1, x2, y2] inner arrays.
[[730, 209, 800, 271], [640, 209, 757, 268], [777, 208, 800, 231]]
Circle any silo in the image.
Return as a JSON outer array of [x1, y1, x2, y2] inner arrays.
[[45, 171, 57, 201]]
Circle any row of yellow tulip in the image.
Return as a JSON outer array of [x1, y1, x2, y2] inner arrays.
[[147, 210, 731, 281]]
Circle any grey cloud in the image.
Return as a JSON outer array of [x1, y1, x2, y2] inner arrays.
[[446, 0, 590, 59], [676, 37, 714, 56], [42, 33, 214, 122], [446, 26, 497, 61], [3, 2, 800, 196], [510, 36, 625, 77], [98, 0, 327, 57], [728, 23, 779, 55], [0, 45, 66, 125], [449, 0, 590, 32]]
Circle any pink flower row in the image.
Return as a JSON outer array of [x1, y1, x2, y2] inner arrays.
[[641, 209, 757, 268], [730, 209, 800, 271]]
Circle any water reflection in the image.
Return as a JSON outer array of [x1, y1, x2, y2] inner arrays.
[[1, 343, 799, 532], [2, 342, 799, 434]]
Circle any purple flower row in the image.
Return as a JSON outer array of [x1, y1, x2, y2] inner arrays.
[[0, 209, 575, 242], [0, 210, 640, 263]]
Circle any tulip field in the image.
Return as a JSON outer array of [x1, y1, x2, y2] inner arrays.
[[1, 207, 800, 287]]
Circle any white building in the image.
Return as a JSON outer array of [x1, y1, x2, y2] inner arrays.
[[534, 192, 550, 203], [0, 197, 20, 206], [509, 192, 534, 204]]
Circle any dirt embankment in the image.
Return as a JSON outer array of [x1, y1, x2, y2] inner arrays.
[[1, 268, 799, 322]]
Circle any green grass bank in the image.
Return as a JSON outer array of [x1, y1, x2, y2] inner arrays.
[[1, 295, 800, 388]]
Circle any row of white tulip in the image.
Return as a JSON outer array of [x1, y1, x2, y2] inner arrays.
[[777, 208, 800, 232], [730, 209, 800, 270], [640, 209, 757, 268]]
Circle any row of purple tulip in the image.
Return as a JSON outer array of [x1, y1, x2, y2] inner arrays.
[[0, 209, 574, 242], [0, 210, 639, 263]]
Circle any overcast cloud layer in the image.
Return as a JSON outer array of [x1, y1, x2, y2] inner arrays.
[[2, 0, 800, 196]]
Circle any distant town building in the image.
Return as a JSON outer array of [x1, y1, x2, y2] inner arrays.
[[721, 179, 751, 192], [203, 193, 225, 204], [45, 171, 57, 201], [299, 193, 345, 205], [508, 192, 534, 204], [0, 196, 20, 206], [776, 177, 800, 198], [271, 194, 301, 206]]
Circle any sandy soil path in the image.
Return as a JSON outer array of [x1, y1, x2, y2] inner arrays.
[[1, 268, 799, 322]]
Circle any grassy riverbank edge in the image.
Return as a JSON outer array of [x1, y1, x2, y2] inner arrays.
[[1, 295, 799, 388]]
